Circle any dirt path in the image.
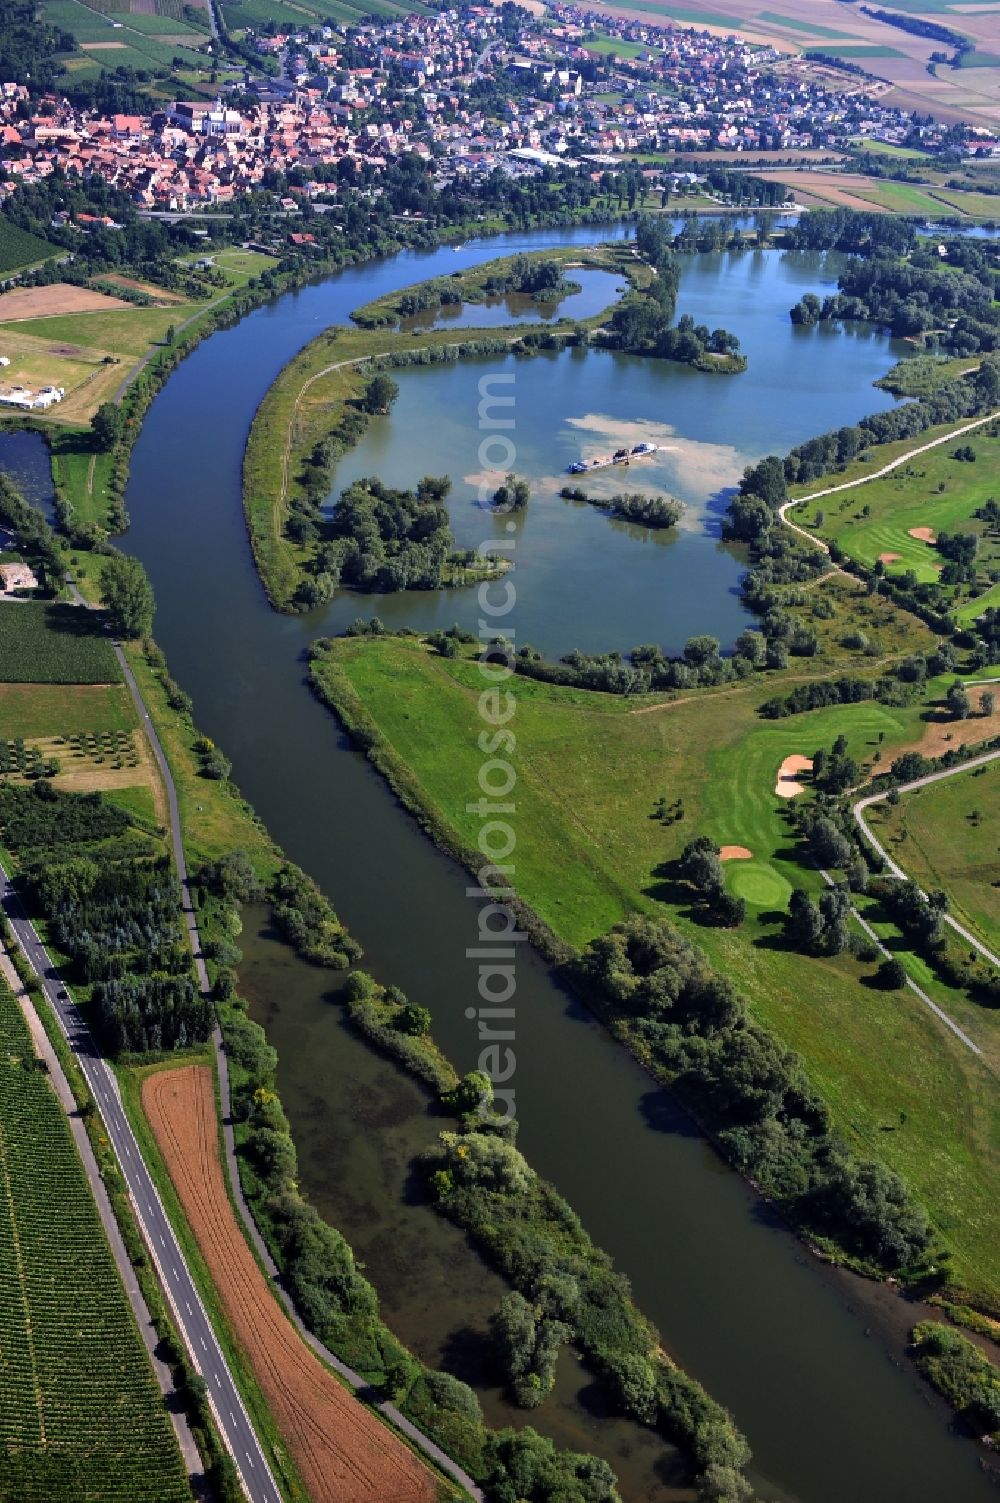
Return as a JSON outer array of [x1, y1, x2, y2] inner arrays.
[[276, 352, 391, 527], [143, 1065, 438, 1503]]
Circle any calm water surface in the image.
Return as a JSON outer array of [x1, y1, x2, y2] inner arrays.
[[22, 228, 997, 1502]]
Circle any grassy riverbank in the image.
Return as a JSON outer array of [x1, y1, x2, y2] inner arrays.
[[309, 621, 1000, 1312], [349, 245, 635, 329], [3, 475, 746, 1499], [241, 245, 646, 611], [242, 322, 535, 611]]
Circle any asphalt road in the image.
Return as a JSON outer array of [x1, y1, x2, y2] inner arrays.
[[0, 863, 282, 1503], [57, 595, 483, 1499]]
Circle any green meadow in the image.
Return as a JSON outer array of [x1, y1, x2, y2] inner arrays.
[[314, 628, 1000, 1304], [0, 307, 188, 359], [583, 34, 649, 56], [757, 11, 851, 37], [791, 425, 1000, 602], [879, 759, 1000, 958], [0, 682, 135, 738]]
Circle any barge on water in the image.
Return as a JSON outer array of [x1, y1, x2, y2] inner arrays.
[[567, 441, 657, 475]]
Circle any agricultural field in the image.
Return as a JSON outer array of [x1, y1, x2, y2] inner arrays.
[[754, 168, 1000, 219], [0, 222, 60, 279], [40, 0, 213, 79], [878, 759, 1000, 958], [0, 602, 122, 684], [0, 682, 134, 739], [0, 979, 190, 1503], [142, 1063, 438, 1503], [221, 0, 428, 30], [0, 723, 166, 816], [0, 251, 277, 428], [789, 423, 1000, 606], [591, 0, 1000, 128], [312, 613, 1000, 1306]]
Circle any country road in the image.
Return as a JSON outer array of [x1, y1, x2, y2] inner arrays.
[[853, 746, 1000, 974], [61, 585, 482, 1501], [0, 943, 203, 1479], [0, 863, 284, 1503]]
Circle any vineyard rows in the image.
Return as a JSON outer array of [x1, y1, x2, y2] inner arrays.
[[0, 980, 191, 1503]]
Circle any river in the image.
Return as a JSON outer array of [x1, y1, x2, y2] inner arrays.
[[24, 226, 1000, 1502]]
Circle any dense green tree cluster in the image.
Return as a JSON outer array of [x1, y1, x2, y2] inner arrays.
[[860, 5, 970, 57], [675, 836, 746, 927], [561, 488, 683, 529], [269, 862, 361, 969], [0, 473, 62, 589], [483, 255, 573, 300], [869, 878, 948, 952], [394, 278, 463, 318], [490, 1291, 569, 1409], [0, 784, 209, 1055], [605, 216, 743, 370], [0, 782, 127, 851], [788, 225, 1000, 354], [759, 642, 958, 718], [580, 915, 932, 1271], [361, 373, 399, 415], [428, 1123, 751, 1489], [911, 1323, 1000, 1437], [0, 0, 75, 88], [491, 474, 530, 513], [320, 475, 457, 592], [786, 884, 852, 957], [811, 735, 860, 794], [101, 554, 155, 639], [784, 209, 916, 256]]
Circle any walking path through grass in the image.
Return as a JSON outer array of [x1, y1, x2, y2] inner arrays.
[[853, 746, 1000, 978], [274, 350, 392, 540], [778, 408, 1000, 551]]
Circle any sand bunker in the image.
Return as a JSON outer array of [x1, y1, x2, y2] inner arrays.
[[720, 845, 752, 861], [908, 527, 937, 544], [775, 755, 813, 798], [878, 552, 902, 564]]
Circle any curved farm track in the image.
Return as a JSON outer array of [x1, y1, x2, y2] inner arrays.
[[142, 1066, 437, 1503]]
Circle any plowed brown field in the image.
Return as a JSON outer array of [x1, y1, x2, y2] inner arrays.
[[0, 283, 130, 319], [142, 1065, 436, 1503]]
